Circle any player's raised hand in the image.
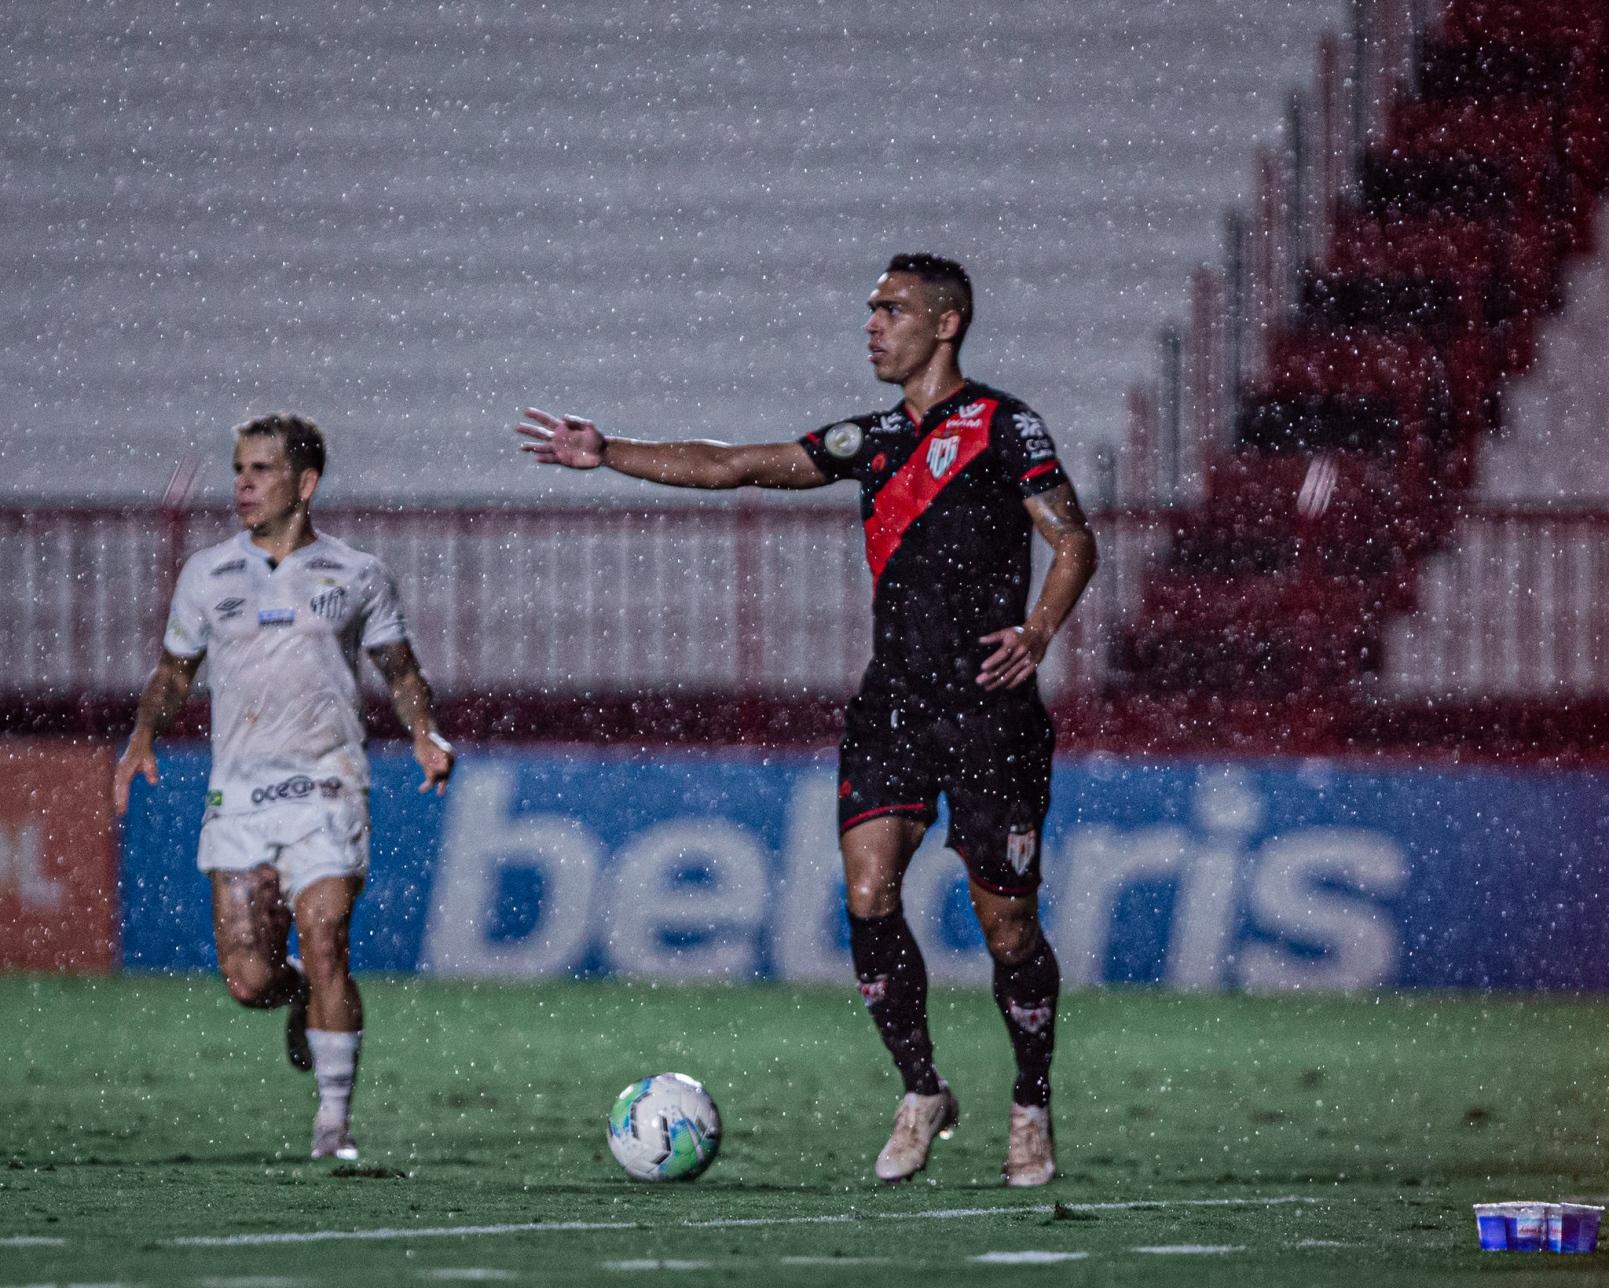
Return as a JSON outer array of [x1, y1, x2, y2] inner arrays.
[[112, 738, 160, 816], [976, 624, 1048, 691], [516, 407, 606, 469]]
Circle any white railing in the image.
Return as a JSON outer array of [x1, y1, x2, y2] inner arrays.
[[0, 504, 1175, 702], [1380, 508, 1609, 697]]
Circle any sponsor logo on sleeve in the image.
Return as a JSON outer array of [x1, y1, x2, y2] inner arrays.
[[824, 422, 864, 459], [871, 412, 909, 436], [210, 559, 246, 576], [1012, 411, 1054, 460]]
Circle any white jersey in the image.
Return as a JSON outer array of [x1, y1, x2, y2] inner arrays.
[[163, 530, 408, 815]]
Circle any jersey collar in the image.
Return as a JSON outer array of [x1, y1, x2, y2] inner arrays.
[[899, 380, 978, 431], [236, 529, 328, 566]]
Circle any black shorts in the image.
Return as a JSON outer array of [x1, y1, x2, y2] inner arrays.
[[836, 688, 1055, 897]]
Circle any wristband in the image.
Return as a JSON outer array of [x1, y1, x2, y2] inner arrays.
[[425, 730, 454, 756]]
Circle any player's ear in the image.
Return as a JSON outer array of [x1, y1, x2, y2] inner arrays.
[[297, 468, 321, 506], [935, 309, 963, 343]]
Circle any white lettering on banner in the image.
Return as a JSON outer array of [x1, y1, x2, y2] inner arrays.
[[1236, 832, 1408, 991], [604, 820, 766, 980], [1056, 826, 1191, 987], [413, 759, 1407, 990], [0, 822, 63, 910], [421, 764, 601, 977], [774, 771, 850, 983], [902, 839, 991, 985], [1053, 770, 1407, 992]]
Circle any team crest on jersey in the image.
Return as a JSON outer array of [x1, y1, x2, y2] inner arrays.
[[926, 433, 961, 479], [1005, 825, 1038, 875], [310, 587, 347, 620]]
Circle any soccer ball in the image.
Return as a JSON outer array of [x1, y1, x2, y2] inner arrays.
[[607, 1072, 722, 1182]]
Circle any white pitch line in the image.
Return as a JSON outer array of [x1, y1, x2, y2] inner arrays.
[[973, 1251, 1091, 1264], [0, 1236, 68, 1247], [1133, 1244, 1246, 1255], [603, 1261, 711, 1272], [779, 1257, 892, 1266], [166, 1195, 1317, 1249]]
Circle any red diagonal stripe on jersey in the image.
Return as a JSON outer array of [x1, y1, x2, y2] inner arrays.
[[863, 398, 996, 587]]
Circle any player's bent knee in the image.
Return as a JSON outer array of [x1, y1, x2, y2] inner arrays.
[[220, 960, 280, 1008], [985, 921, 1042, 967], [845, 882, 901, 921]]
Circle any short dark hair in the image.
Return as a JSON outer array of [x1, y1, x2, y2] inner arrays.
[[234, 412, 326, 479], [885, 252, 973, 346]]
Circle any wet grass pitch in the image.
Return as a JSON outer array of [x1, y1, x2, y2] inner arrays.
[[3, 975, 1607, 1285]]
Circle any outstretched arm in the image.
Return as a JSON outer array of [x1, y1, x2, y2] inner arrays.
[[113, 649, 203, 815], [976, 483, 1099, 690], [516, 407, 829, 490], [369, 640, 454, 795]]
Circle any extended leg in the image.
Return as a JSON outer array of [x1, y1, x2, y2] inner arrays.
[[843, 817, 958, 1181], [843, 816, 938, 1094], [210, 867, 300, 1008], [972, 881, 1059, 1186], [294, 874, 364, 1160]]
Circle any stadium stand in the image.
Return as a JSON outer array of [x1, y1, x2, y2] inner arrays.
[[1115, 0, 1609, 751]]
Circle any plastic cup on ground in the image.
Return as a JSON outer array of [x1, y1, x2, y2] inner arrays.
[[1548, 1203, 1604, 1254]]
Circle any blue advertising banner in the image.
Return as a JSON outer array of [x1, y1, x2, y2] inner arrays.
[[119, 747, 1609, 990]]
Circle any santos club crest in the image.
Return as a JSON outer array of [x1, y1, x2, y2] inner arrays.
[[926, 434, 960, 479]]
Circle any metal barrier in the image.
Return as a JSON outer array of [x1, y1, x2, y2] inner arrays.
[[1380, 507, 1609, 697], [0, 504, 1174, 702]]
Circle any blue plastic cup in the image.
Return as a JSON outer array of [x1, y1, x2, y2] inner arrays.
[[1547, 1203, 1603, 1254]]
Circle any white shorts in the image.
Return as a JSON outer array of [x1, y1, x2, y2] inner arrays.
[[198, 794, 370, 901]]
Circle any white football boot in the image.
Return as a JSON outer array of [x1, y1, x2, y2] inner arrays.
[[1001, 1103, 1056, 1187], [311, 1115, 359, 1162], [875, 1083, 959, 1183]]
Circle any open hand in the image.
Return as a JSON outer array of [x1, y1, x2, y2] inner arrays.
[[112, 740, 159, 816], [415, 731, 455, 796], [516, 407, 606, 469], [976, 625, 1048, 690]]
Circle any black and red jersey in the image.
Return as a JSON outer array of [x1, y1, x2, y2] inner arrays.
[[798, 380, 1069, 706]]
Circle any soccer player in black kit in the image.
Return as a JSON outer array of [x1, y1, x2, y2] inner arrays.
[[516, 254, 1097, 1186]]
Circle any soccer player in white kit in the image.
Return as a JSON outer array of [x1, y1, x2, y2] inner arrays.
[[113, 413, 454, 1161]]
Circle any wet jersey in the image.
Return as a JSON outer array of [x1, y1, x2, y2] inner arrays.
[[162, 530, 408, 814], [798, 380, 1068, 706]]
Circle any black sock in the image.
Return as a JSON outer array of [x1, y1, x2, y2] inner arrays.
[[848, 909, 941, 1096], [992, 932, 1059, 1108]]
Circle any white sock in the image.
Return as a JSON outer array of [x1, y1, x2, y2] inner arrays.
[[308, 1028, 362, 1125]]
